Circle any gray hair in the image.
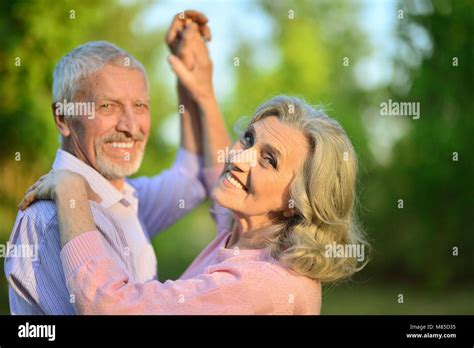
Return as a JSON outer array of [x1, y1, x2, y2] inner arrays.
[[249, 95, 369, 282], [52, 40, 147, 103]]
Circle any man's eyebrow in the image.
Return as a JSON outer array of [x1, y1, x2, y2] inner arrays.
[[94, 95, 149, 103], [135, 98, 150, 103], [94, 95, 119, 102]]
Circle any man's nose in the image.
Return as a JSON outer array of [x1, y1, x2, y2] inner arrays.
[[116, 106, 139, 135]]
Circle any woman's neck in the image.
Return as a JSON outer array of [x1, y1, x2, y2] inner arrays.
[[226, 214, 274, 250]]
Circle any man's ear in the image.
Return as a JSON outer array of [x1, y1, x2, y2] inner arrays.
[[52, 102, 71, 137]]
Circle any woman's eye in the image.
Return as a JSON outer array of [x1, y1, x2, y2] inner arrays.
[[241, 131, 254, 148], [264, 156, 277, 169]]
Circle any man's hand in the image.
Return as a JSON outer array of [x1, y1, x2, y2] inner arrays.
[[168, 23, 214, 103], [165, 10, 229, 165], [165, 10, 211, 70]]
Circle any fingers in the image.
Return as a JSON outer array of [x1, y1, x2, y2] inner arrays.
[[199, 24, 212, 42], [89, 190, 102, 204], [186, 17, 212, 42], [83, 181, 102, 203], [166, 10, 211, 50], [18, 170, 94, 211], [18, 171, 58, 210], [168, 55, 194, 90], [23, 173, 48, 196], [165, 18, 185, 48], [181, 24, 203, 48], [24, 182, 38, 196], [18, 189, 37, 210], [182, 10, 208, 25], [18, 174, 48, 210], [182, 23, 208, 48], [181, 24, 210, 65], [179, 44, 195, 70]]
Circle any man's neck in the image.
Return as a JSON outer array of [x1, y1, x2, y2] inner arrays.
[[60, 146, 125, 192], [109, 178, 125, 192]]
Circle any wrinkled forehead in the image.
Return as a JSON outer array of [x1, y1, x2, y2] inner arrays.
[[251, 116, 310, 162], [85, 63, 149, 100]]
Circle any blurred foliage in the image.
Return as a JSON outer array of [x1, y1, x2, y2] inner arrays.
[[363, 0, 474, 289], [0, 0, 472, 315]]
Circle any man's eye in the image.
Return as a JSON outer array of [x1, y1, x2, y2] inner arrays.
[[100, 103, 111, 108]]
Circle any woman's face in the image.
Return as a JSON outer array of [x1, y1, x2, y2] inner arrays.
[[212, 116, 310, 222]]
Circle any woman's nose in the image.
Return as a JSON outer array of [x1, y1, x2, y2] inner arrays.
[[229, 148, 256, 171]]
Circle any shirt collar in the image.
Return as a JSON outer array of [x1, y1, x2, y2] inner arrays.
[[52, 149, 136, 208]]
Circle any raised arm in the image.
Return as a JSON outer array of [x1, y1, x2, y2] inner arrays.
[[166, 21, 232, 231], [168, 21, 231, 168], [126, 11, 221, 238], [165, 10, 212, 156]]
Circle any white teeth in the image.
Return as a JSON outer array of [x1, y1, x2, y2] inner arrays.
[[110, 142, 134, 149], [226, 172, 244, 190]]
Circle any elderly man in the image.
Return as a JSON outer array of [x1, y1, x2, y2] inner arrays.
[[4, 10, 228, 314]]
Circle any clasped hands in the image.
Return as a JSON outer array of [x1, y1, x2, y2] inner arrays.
[[165, 10, 214, 103]]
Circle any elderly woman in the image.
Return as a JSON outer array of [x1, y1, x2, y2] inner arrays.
[[19, 15, 367, 315]]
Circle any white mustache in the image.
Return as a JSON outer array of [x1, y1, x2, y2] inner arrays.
[[100, 133, 146, 144]]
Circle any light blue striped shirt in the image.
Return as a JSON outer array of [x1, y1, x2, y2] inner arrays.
[[4, 148, 208, 314]]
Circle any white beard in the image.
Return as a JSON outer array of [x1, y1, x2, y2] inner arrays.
[[95, 143, 145, 180]]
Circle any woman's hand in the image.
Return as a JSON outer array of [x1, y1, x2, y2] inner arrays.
[[18, 170, 100, 247], [18, 170, 101, 210]]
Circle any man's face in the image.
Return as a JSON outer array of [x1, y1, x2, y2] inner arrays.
[[65, 63, 151, 181]]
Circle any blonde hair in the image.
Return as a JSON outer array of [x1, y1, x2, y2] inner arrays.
[[250, 95, 369, 283]]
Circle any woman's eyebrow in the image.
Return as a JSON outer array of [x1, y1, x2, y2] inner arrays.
[[260, 143, 281, 160], [251, 123, 282, 159], [246, 124, 255, 136]]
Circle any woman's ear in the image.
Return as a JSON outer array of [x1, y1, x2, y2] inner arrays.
[[52, 103, 71, 137], [282, 208, 296, 218], [282, 198, 297, 218]]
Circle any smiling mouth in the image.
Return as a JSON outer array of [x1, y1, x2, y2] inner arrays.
[[101, 141, 141, 160], [224, 171, 249, 192], [108, 141, 135, 148]]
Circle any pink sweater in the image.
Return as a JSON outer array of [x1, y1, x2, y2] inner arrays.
[[60, 228, 321, 315]]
